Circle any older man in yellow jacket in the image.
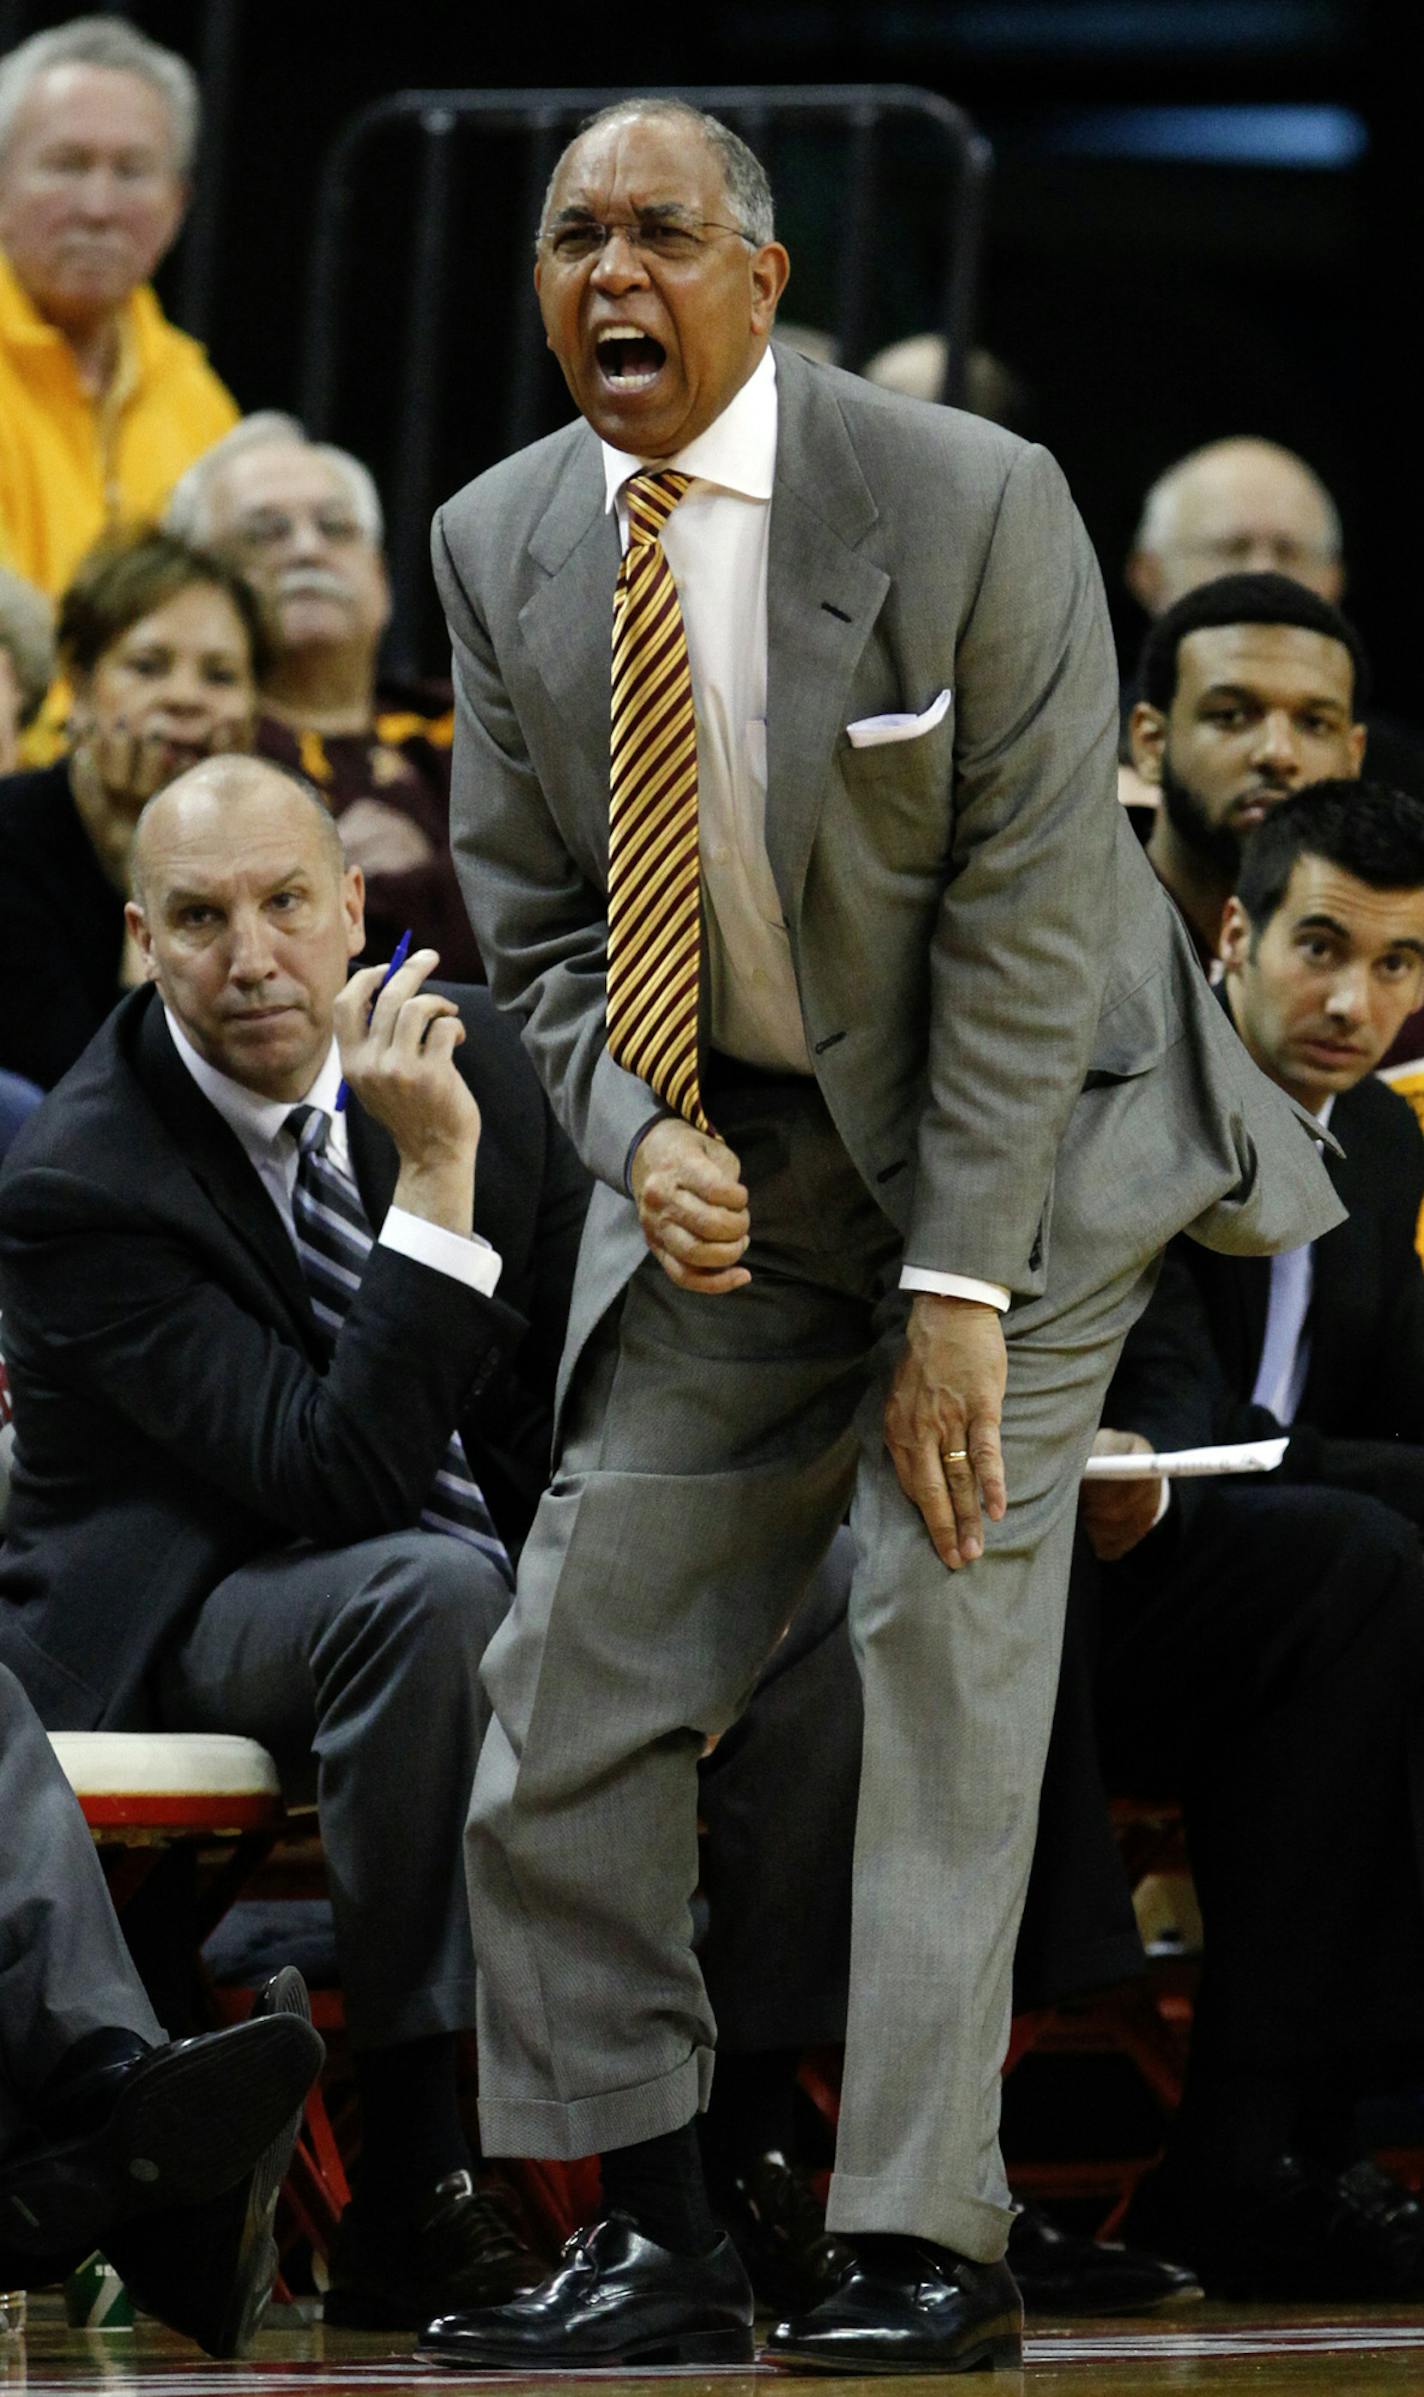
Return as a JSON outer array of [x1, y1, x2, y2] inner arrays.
[[0, 16, 236, 597]]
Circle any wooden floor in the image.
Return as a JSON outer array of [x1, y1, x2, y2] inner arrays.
[[10, 2298, 1424, 2393]]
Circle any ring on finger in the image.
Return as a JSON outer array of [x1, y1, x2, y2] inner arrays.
[[943, 1448, 970, 1463]]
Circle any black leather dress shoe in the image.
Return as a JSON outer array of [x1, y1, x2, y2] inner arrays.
[[100, 1967, 324, 2358], [1007, 2200, 1202, 2314], [765, 2238, 1023, 2374], [1122, 2151, 1424, 2301], [0, 1978, 323, 2266], [324, 2168, 546, 2329], [418, 2211, 756, 2368], [715, 2150, 856, 2310]]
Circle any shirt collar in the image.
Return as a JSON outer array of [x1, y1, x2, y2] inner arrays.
[[0, 244, 147, 360], [163, 1005, 344, 1149], [601, 345, 777, 515]]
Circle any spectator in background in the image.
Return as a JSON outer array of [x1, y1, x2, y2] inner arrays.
[[167, 416, 482, 979], [0, 15, 237, 597], [0, 560, 51, 771], [1127, 573, 1366, 967], [0, 525, 261, 1090], [1126, 438, 1344, 612], [1123, 438, 1424, 802], [861, 331, 1033, 435]]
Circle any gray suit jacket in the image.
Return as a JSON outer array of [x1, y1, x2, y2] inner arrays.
[[432, 342, 1341, 1360]]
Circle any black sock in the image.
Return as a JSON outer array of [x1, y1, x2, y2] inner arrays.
[[855, 2233, 968, 2269], [351, 2034, 471, 2222], [602, 2122, 719, 2256], [700, 2049, 800, 2191]]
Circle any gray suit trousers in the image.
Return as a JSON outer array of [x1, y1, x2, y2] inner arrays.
[[0, 1664, 161, 2162], [159, 1530, 508, 2051], [467, 1074, 1164, 2262]]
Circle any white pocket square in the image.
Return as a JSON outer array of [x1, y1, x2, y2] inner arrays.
[[845, 688, 952, 749]]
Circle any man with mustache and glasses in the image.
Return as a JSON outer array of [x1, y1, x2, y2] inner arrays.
[[166, 416, 482, 979], [0, 17, 237, 598], [424, 96, 1339, 2377]]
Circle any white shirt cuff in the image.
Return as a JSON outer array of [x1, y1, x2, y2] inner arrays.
[[900, 1268, 1011, 1311], [379, 1206, 503, 1297]]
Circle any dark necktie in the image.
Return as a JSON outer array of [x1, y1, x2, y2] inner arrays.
[[285, 1104, 512, 1584], [606, 468, 713, 1134]]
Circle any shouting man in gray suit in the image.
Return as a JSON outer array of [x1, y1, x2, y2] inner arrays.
[[425, 99, 1339, 2376]]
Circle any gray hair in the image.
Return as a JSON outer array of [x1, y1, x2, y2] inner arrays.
[[541, 97, 775, 246], [165, 412, 385, 549], [0, 15, 199, 176], [1134, 437, 1343, 562], [0, 565, 55, 727]]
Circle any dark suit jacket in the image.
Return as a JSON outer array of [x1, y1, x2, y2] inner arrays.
[[0, 983, 589, 1729], [0, 761, 126, 1092], [1110, 1070, 1424, 1520]]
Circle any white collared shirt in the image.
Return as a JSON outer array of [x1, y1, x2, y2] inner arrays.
[[163, 1009, 501, 1297], [600, 347, 1007, 1311], [1249, 1091, 1335, 1423]]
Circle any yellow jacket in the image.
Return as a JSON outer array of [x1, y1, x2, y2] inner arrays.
[[0, 249, 239, 596]]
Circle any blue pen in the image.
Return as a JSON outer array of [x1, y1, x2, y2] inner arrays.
[[334, 929, 413, 1111]]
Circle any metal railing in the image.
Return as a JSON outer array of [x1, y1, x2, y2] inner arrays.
[[297, 85, 992, 673]]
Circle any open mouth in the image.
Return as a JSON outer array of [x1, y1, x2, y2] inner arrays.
[[595, 326, 667, 390]]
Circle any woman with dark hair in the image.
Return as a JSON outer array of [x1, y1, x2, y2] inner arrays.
[[0, 525, 264, 1090]]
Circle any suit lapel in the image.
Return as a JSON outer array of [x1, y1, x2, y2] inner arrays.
[[134, 996, 315, 1341], [520, 430, 620, 803], [763, 347, 890, 920]]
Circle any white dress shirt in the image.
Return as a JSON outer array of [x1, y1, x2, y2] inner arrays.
[[164, 1009, 502, 1297], [601, 350, 1007, 1311], [1249, 1092, 1335, 1424]]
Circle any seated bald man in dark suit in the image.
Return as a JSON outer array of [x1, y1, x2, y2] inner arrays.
[[1087, 781, 1424, 2298], [0, 751, 869, 2331], [0, 755, 586, 2329]]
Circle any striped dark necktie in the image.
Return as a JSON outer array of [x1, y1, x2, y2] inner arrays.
[[285, 1104, 512, 1585], [606, 468, 712, 1134]]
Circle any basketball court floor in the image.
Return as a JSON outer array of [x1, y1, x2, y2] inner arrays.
[[10, 2300, 1424, 2394]]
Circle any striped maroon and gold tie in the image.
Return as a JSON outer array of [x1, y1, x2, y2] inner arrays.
[[606, 468, 712, 1134]]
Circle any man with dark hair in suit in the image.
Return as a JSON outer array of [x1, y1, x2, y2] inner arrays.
[[1087, 779, 1424, 2296], [0, 753, 581, 2329], [425, 96, 1338, 2375]]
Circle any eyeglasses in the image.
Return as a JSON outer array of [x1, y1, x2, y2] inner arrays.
[[1174, 535, 1337, 573], [229, 510, 364, 551], [539, 216, 754, 266]]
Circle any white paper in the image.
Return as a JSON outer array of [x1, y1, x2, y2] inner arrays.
[[1083, 1438, 1288, 1481], [846, 687, 952, 748]]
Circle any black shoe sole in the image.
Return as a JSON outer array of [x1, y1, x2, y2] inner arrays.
[[765, 2333, 1023, 2374], [0, 2013, 322, 2259], [207, 1990, 317, 2358], [416, 2326, 757, 2369], [107, 1976, 321, 2361]]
